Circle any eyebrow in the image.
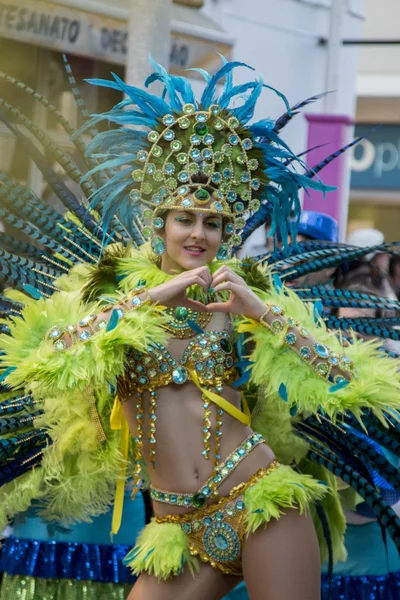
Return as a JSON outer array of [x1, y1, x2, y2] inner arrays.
[[176, 211, 222, 220]]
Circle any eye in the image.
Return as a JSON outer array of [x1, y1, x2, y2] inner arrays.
[[206, 221, 221, 230], [175, 216, 193, 225]]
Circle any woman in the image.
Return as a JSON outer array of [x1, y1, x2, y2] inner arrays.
[[0, 60, 399, 600]]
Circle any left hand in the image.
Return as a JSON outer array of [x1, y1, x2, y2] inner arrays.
[[206, 265, 266, 320]]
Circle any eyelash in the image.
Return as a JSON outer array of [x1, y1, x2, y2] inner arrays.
[[174, 217, 221, 230]]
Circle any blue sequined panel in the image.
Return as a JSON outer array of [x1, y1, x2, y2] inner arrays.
[[321, 572, 400, 600], [0, 537, 136, 584]]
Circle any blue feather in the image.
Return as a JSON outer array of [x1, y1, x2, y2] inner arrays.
[[106, 309, 119, 332], [279, 383, 288, 402], [187, 319, 203, 334], [23, 284, 45, 300]]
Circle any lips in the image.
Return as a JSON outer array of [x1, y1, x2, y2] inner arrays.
[[184, 245, 206, 255]]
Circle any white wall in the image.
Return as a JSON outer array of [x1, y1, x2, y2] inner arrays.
[[201, 0, 363, 153]]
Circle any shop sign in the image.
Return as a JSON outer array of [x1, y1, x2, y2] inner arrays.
[[351, 124, 400, 190], [0, 0, 231, 72]]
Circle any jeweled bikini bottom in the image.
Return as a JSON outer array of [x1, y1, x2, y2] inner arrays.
[[123, 433, 326, 579]]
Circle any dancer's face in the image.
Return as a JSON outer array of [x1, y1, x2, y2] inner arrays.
[[161, 204, 224, 273]]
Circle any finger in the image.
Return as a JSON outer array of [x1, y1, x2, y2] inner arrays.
[[205, 301, 231, 313], [190, 266, 212, 286], [186, 275, 209, 292], [212, 270, 242, 287], [182, 298, 209, 312], [213, 281, 241, 294]]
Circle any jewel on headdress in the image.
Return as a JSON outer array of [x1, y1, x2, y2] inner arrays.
[[166, 178, 177, 190], [162, 114, 175, 126], [143, 208, 153, 218], [154, 170, 163, 182], [164, 163, 175, 175], [191, 148, 201, 160], [225, 223, 234, 235], [148, 131, 158, 142], [228, 116, 239, 128], [217, 244, 231, 260], [153, 217, 164, 229], [194, 188, 211, 204], [251, 178, 261, 190], [194, 123, 208, 137], [183, 103, 195, 114], [164, 130, 175, 141], [182, 198, 194, 208], [177, 152, 187, 164], [151, 236, 165, 255], [190, 134, 201, 146], [153, 145, 163, 157], [229, 134, 239, 145], [196, 113, 208, 123], [178, 171, 189, 182], [132, 169, 144, 182], [143, 182, 153, 195], [171, 140, 182, 152], [204, 133, 214, 145], [234, 202, 244, 213], [179, 117, 190, 129], [188, 163, 200, 174], [137, 150, 148, 162]]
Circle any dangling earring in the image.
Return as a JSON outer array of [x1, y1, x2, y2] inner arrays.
[[217, 243, 231, 260], [151, 235, 165, 256]]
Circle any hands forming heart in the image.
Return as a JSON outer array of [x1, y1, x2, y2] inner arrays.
[[148, 265, 266, 321]]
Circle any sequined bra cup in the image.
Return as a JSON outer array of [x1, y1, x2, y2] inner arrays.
[[117, 330, 238, 397]]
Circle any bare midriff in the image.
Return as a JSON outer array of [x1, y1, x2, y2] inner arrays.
[[122, 312, 276, 517]]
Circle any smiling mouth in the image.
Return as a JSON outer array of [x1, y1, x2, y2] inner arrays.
[[184, 246, 206, 254]]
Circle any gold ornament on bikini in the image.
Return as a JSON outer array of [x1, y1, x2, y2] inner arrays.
[[130, 103, 267, 258]]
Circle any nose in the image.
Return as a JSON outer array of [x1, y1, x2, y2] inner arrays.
[[191, 219, 206, 240]]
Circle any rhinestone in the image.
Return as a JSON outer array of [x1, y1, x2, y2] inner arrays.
[[329, 355, 339, 365], [300, 346, 311, 359], [221, 467, 229, 476], [193, 493, 206, 508], [248, 158, 259, 170], [195, 123, 208, 136], [229, 134, 239, 145], [237, 448, 245, 456], [153, 217, 164, 229], [223, 168, 232, 180], [49, 328, 62, 339], [226, 356, 233, 368], [153, 145, 163, 157], [166, 177, 177, 190], [251, 178, 261, 190], [79, 331, 90, 341], [159, 186, 168, 197], [231, 453, 240, 463], [202, 486, 211, 496], [188, 162, 199, 174], [193, 520, 203, 532], [316, 362, 329, 376], [215, 512, 224, 521], [142, 226, 152, 239], [172, 366, 188, 384], [220, 338, 232, 353], [182, 198, 193, 207], [97, 320, 107, 330], [160, 363, 169, 373], [178, 171, 189, 182], [234, 202, 245, 213], [235, 501, 245, 511], [142, 182, 152, 195], [250, 199, 260, 211], [183, 103, 195, 114], [196, 113, 208, 122], [195, 361, 204, 372], [195, 188, 210, 202], [137, 150, 148, 162], [177, 152, 188, 165], [334, 375, 347, 384], [241, 172, 250, 183], [202, 148, 213, 159], [130, 190, 140, 201], [215, 364, 224, 376], [204, 517, 213, 526], [214, 151, 224, 162], [271, 319, 284, 332], [226, 461, 234, 470], [54, 339, 67, 351], [225, 223, 235, 234], [179, 117, 190, 129], [236, 153, 246, 165], [190, 134, 201, 146], [215, 119, 224, 130], [231, 234, 242, 245], [182, 523, 191, 533], [171, 139, 182, 152], [313, 343, 329, 359], [164, 130, 175, 141], [162, 114, 175, 125], [164, 162, 175, 175], [148, 130, 159, 142], [227, 191, 237, 203], [285, 333, 296, 345], [204, 133, 214, 145], [222, 144, 233, 156], [242, 138, 253, 150], [132, 169, 144, 182]]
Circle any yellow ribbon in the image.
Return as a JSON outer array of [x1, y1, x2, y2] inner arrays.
[[110, 395, 130, 536], [189, 370, 250, 426]]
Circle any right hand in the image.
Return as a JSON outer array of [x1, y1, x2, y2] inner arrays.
[[148, 267, 212, 311]]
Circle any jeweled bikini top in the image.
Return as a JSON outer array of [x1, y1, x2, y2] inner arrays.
[[117, 330, 238, 399]]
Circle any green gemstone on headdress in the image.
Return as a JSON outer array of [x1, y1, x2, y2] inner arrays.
[[143, 226, 152, 239], [146, 163, 156, 174], [171, 139, 182, 152], [228, 116, 239, 128], [143, 208, 153, 218], [215, 119, 224, 130], [234, 217, 246, 228], [177, 152, 187, 164], [148, 130, 158, 142], [236, 153, 246, 165], [242, 190, 250, 201], [248, 158, 259, 170], [153, 145, 163, 157], [232, 234, 242, 245], [153, 217, 164, 229], [194, 188, 210, 202], [222, 144, 232, 156], [214, 151, 223, 163], [194, 123, 208, 136], [166, 177, 177, 190], [203, 164, 213, 176], [132, 169, 144, 182], [316, 362, 329, 376], [234, 202, 244, 213], [188, 162, 199, 174], [142, 182, 152, 194], [220, 182, 230, 194], [137, 150, 148, 162], [179, 117, 190, 129], [162, 114, 175, 125], [250, 199, 260, 211], [154, 170, 163, 182], [183, 103, 195, 114]]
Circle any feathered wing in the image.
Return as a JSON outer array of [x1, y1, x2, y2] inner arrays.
[[238, 264, 400, 562]]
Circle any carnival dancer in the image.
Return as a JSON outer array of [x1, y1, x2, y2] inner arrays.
[[0, 59, 399, 600]]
